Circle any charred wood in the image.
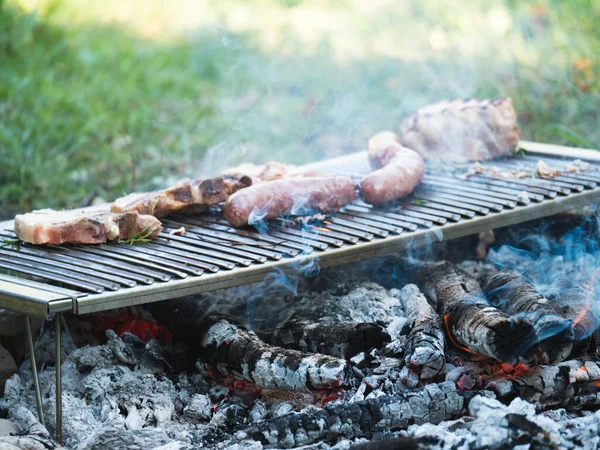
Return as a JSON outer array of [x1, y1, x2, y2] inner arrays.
[[416, 261, 536, 364], [351, 436, 431, 449], [151, 300, 348, 390], [241, 382, 463, 448], [485, 356, 600, 411], [482, 271, 574, 363], [549, 280, 598, 341], [395, 284, 445, 384], [262, 320, 390, 359]]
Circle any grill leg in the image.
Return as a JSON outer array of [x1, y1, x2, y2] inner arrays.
[[54, 313, 62, 445], [25, 316, 45, 427]]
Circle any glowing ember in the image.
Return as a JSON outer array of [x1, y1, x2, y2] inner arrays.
[[443, 314, 472, 354], [572, 266, 600, 331]]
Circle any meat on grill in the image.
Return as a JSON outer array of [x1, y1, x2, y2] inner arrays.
[[111, 176, 234, 218], [222, 161, 321, 185], [360, 131, 425, 205], [399, 98, 520, 162], [14, 208, 162, 245], [223, 176, 356, 228], [222, 161, 292, 184]]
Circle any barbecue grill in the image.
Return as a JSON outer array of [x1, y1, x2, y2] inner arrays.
[[1, 140, 600, 442]]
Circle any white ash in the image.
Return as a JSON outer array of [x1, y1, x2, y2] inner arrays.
[[404, 394, 600, 450], [186, 280, 406, 337], [0, 326, 235, 449]]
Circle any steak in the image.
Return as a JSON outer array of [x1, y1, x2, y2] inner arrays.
[[14, 208, 162, 245], [399, 98, 520, 162], [111, 177, 232, 218]]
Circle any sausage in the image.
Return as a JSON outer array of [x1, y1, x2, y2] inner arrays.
[[223, 176, 356, 228], [360, 131, 425, 205]]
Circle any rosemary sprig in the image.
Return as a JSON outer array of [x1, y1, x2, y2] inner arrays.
[[1, 238, 22, 250], [413, 198, 428, 205], [120, 218, 154, 245]]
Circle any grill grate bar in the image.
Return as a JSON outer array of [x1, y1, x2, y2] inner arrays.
[[105, 241, 217, 273], [470, 175, 558, 198], [329, 217, 389, 238], [0, 260, 105, 293], [47, 246, 170, 282], [171, 217, 302, 256], [343, 204, 421, 230], [427, 175, 540, 203], [158, 231, 269, 263], [424, 176, 528, 205], [162, 223, 283, 261], [489, 161, 585, 192], [335, 213, 403, 234], [423, 185, 517, 209], [62, 246, 185, 279], [0, 249, 120, 291], [0, 248, 136, 288], [0, 231, 153, 285], [270, 224, 342, 247], [402, 204, 461, 222]]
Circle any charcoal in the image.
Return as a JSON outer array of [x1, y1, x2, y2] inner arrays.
[[240, 382, 463, 448], [152, 299, 348, 390], [183, 394, 213, 421], [482, 271, 574, 363], [79, 428, 185, 450], [263, 320, 390, 359], [416, 261, 537, 364], [485, 356, 600, 411], [0, 406, 58, 450], [350, 436, 428, 449], [550, 281, 598, 341], [406, 394, 600, 450], [395, 284, 445, 386]]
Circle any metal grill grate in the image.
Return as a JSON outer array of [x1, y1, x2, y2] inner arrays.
[[2, 142, 600, 316]]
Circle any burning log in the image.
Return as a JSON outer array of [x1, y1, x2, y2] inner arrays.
[[151, 300, 348, 390], [262, 319, 391, 359], [240, 382, 463, 448], [416, 261, 536, 364], [550, 280, 598, 342], [482, 271, 574, 364], [395, 284, 445, 385], [485, 356, 600, 411]]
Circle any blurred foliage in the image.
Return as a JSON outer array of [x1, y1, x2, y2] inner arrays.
[[1, 0, 599, 217]]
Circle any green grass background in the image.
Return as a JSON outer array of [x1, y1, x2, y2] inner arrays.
[[1, 0, 599, 219]]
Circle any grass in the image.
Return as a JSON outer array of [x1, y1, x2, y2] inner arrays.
[[1, 0, 599, 219]]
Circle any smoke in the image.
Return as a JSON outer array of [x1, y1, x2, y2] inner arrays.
[[487, 210, 600, 340]]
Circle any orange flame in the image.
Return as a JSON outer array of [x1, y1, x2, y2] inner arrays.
[[312, 226, 330, 232], [572, 266, 600, 329], [323, 220, 332, 225], [443, 314, 472, 353]]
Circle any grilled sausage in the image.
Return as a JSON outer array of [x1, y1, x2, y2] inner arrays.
[[360, 131, 425, 205], [223, 176, 356, 228]]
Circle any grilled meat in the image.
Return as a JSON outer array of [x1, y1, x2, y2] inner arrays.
[[14, 208, 162, 245], [223, 176, 356, 228], [360, 131, 425, 205], [111, 177, 230, 218], [399, 98, 520, 162]]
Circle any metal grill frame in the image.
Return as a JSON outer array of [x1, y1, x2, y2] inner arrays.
[[2, 141, 600, 318]]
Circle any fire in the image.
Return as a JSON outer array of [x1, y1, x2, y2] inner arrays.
[[572, 266, 600, 330], [510, 363, 529, 377], [443, 314, 472, 354], [323, 220, 332, 225], [312, 226, 331, 232]]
